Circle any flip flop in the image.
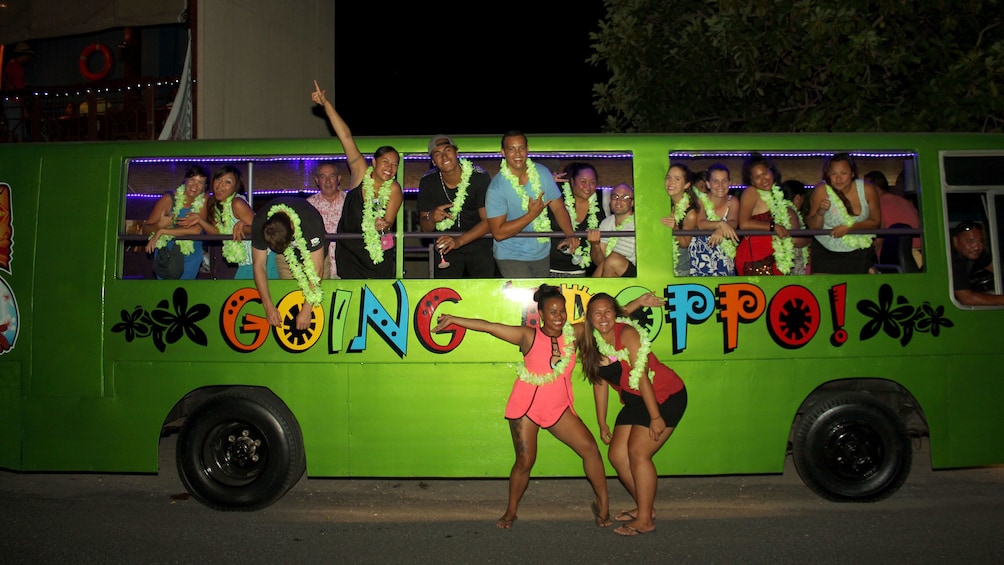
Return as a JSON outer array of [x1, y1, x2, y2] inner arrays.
[[592, 501, 612, 527], [496, 515, 517, 529], [614, 524, 655, 536], [614, 510, 637, 522]]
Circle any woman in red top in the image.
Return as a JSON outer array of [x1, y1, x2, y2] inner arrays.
[[433, 284, 610, 529], [578, 293, 687, 536]]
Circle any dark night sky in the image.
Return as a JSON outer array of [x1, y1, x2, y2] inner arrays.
[[333, 2, 609, 137]]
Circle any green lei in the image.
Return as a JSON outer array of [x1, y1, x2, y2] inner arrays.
[[761, 184, 796, 274], [593, 318, 655, 391], [562, 182, 600, 267], [515, 322, 576, 386], [670, 192, 691, 271], [266, 204, 323, 306], [150, 185, 206, 255], [604, 215, 634, 257], [499, 158, 551, 243], [696, 191, 737, 259], [214, 193, 247, 264], [824, 184, 875, 250], [435, 158, 474, 231], [361, 166, 394, 264]]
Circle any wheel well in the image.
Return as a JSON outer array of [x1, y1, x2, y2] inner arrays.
[[790, 378, 929, 447], [161, 385, 291, 438]]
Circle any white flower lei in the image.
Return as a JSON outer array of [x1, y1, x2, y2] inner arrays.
[[515, 322, 576, 386], [214, 193, 247, 264], [761, 185, 796, 274], [362, 166, 394, 264], [670, 192, 691, 270], [266, 204, 323, 306], [435, 158, 473, 231], [824, 184, 875, 250], [499, 158, 551, 243], [593, 318, 654, 391], [696, 191, 737, 259], [604, 215, 634, 257], [562, 182, 600, 267], [150, 185, 206, 255]]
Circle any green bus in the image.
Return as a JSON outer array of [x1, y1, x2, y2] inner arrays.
[[1, 132, 1001, 510]]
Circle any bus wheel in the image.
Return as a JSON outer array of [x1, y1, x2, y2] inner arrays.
[[792, 393, 912, 503], [176, 387, 306, 511]]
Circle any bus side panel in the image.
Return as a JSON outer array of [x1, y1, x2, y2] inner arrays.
[[0, 362, 21, 468], [29, 156, 108, 400]]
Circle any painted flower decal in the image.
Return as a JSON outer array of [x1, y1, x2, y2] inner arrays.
[[857, 283, 953, 346], [111, 287, 210, 352]]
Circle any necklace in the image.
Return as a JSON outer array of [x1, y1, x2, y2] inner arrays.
[[592, 318, 654, 390], [150, 185, 206, 255], [515, 322, 576, 386], [696, 191, 737, 259], [266, 204, 323, 306], [562, 182, 600, 267], [499, 158, 551, 243], [823, 184, 874, 250], [436, 158, 473, 231], [761, 184, 796, 274], [214, 193, 247, 264], [361, 166, 394, 264], [669, 191, 691, 270], [604, 215, 634, 257]]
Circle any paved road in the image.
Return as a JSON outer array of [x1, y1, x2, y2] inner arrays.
[[1, 438, 1003, 564]]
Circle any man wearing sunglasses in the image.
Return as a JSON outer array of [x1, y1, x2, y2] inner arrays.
[[588, 183, 637, 277], [951, 221, 1004, 306]]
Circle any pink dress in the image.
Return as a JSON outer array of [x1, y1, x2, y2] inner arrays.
[[504, 325, 577, 428]]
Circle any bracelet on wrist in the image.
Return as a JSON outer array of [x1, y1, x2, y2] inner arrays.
[[769, 220, 776, 232]]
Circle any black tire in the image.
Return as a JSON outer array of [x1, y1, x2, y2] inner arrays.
[[792, 392, 912, 503], [176, 387, 306, 511]]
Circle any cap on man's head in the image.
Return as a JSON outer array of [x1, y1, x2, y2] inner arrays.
[[12, 42, 34, 56], [953, 220, 983, 236], [428, 135, 455, 155]]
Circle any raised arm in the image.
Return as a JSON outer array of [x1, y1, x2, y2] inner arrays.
[[311, 81, 366, 186], [433, 314, 532, 351]]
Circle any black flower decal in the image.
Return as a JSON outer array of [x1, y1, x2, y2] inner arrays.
[[111, 287, 210, 352], [857, 284, 953, 346]]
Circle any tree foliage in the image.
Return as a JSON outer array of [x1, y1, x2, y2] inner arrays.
[[589, 0, 1004, 132]]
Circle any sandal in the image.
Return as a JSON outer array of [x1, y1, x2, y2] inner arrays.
[[591, 501, 612, 527]]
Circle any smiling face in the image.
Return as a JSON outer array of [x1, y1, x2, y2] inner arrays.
[[587, 296, 618, 337], [664, 165, 691, 198], [571, 167, 598, 200], [314, 164, 341, 198], [749, 163, 774, 191], [502, 135, 529, 173], [827, 160, 854, 191], [212, 172, 238, 200], [372, 150, 400, 183], [539, 296, 568, 336], [708, 169, 730, 199], [184, 174, 207, 201], [609, 184, 634, 217], [430, 143, 458, 174]]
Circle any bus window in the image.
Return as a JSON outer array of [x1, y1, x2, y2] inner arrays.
[[669, 150, 920, 276], [944, 153, 1004, 302]]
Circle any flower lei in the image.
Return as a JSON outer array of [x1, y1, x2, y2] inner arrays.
[[696, 191, 737, 259], [593, 318, 654, 390], [562, 182, 600, 267], [214, 193, 247, 264], [669, 192, 691, 270], [761, 184, 796, 274], [824, 184, 875, 250], [362, 166, 394, 264], [515, 322, 576, 386], [435, 158, 473, 231], [150, 185, 206, 255], [604, 215, 634, 257], [499, 158, 551, 243], [266, 204, 323, 306]]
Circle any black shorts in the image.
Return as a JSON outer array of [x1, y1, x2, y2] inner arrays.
[[615, 386, 687, 428]]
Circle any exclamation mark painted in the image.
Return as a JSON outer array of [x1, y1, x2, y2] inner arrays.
[[829, 283, 848, 346]]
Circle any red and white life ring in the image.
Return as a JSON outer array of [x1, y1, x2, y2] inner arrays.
[[79, 43, 113, 81]]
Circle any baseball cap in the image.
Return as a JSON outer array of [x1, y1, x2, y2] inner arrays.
[[427, 135, 455, 155]]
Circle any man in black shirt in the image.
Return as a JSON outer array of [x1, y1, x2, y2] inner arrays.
[[951, 221, 1004, 306]]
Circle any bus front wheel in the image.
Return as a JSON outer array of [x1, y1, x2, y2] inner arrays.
[[176, 387, 306, 511], [792, 393, 912, 502]]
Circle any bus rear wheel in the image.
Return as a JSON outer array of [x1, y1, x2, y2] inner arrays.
[[176, 387, 306, 511], [793, 392, 912, 502]]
